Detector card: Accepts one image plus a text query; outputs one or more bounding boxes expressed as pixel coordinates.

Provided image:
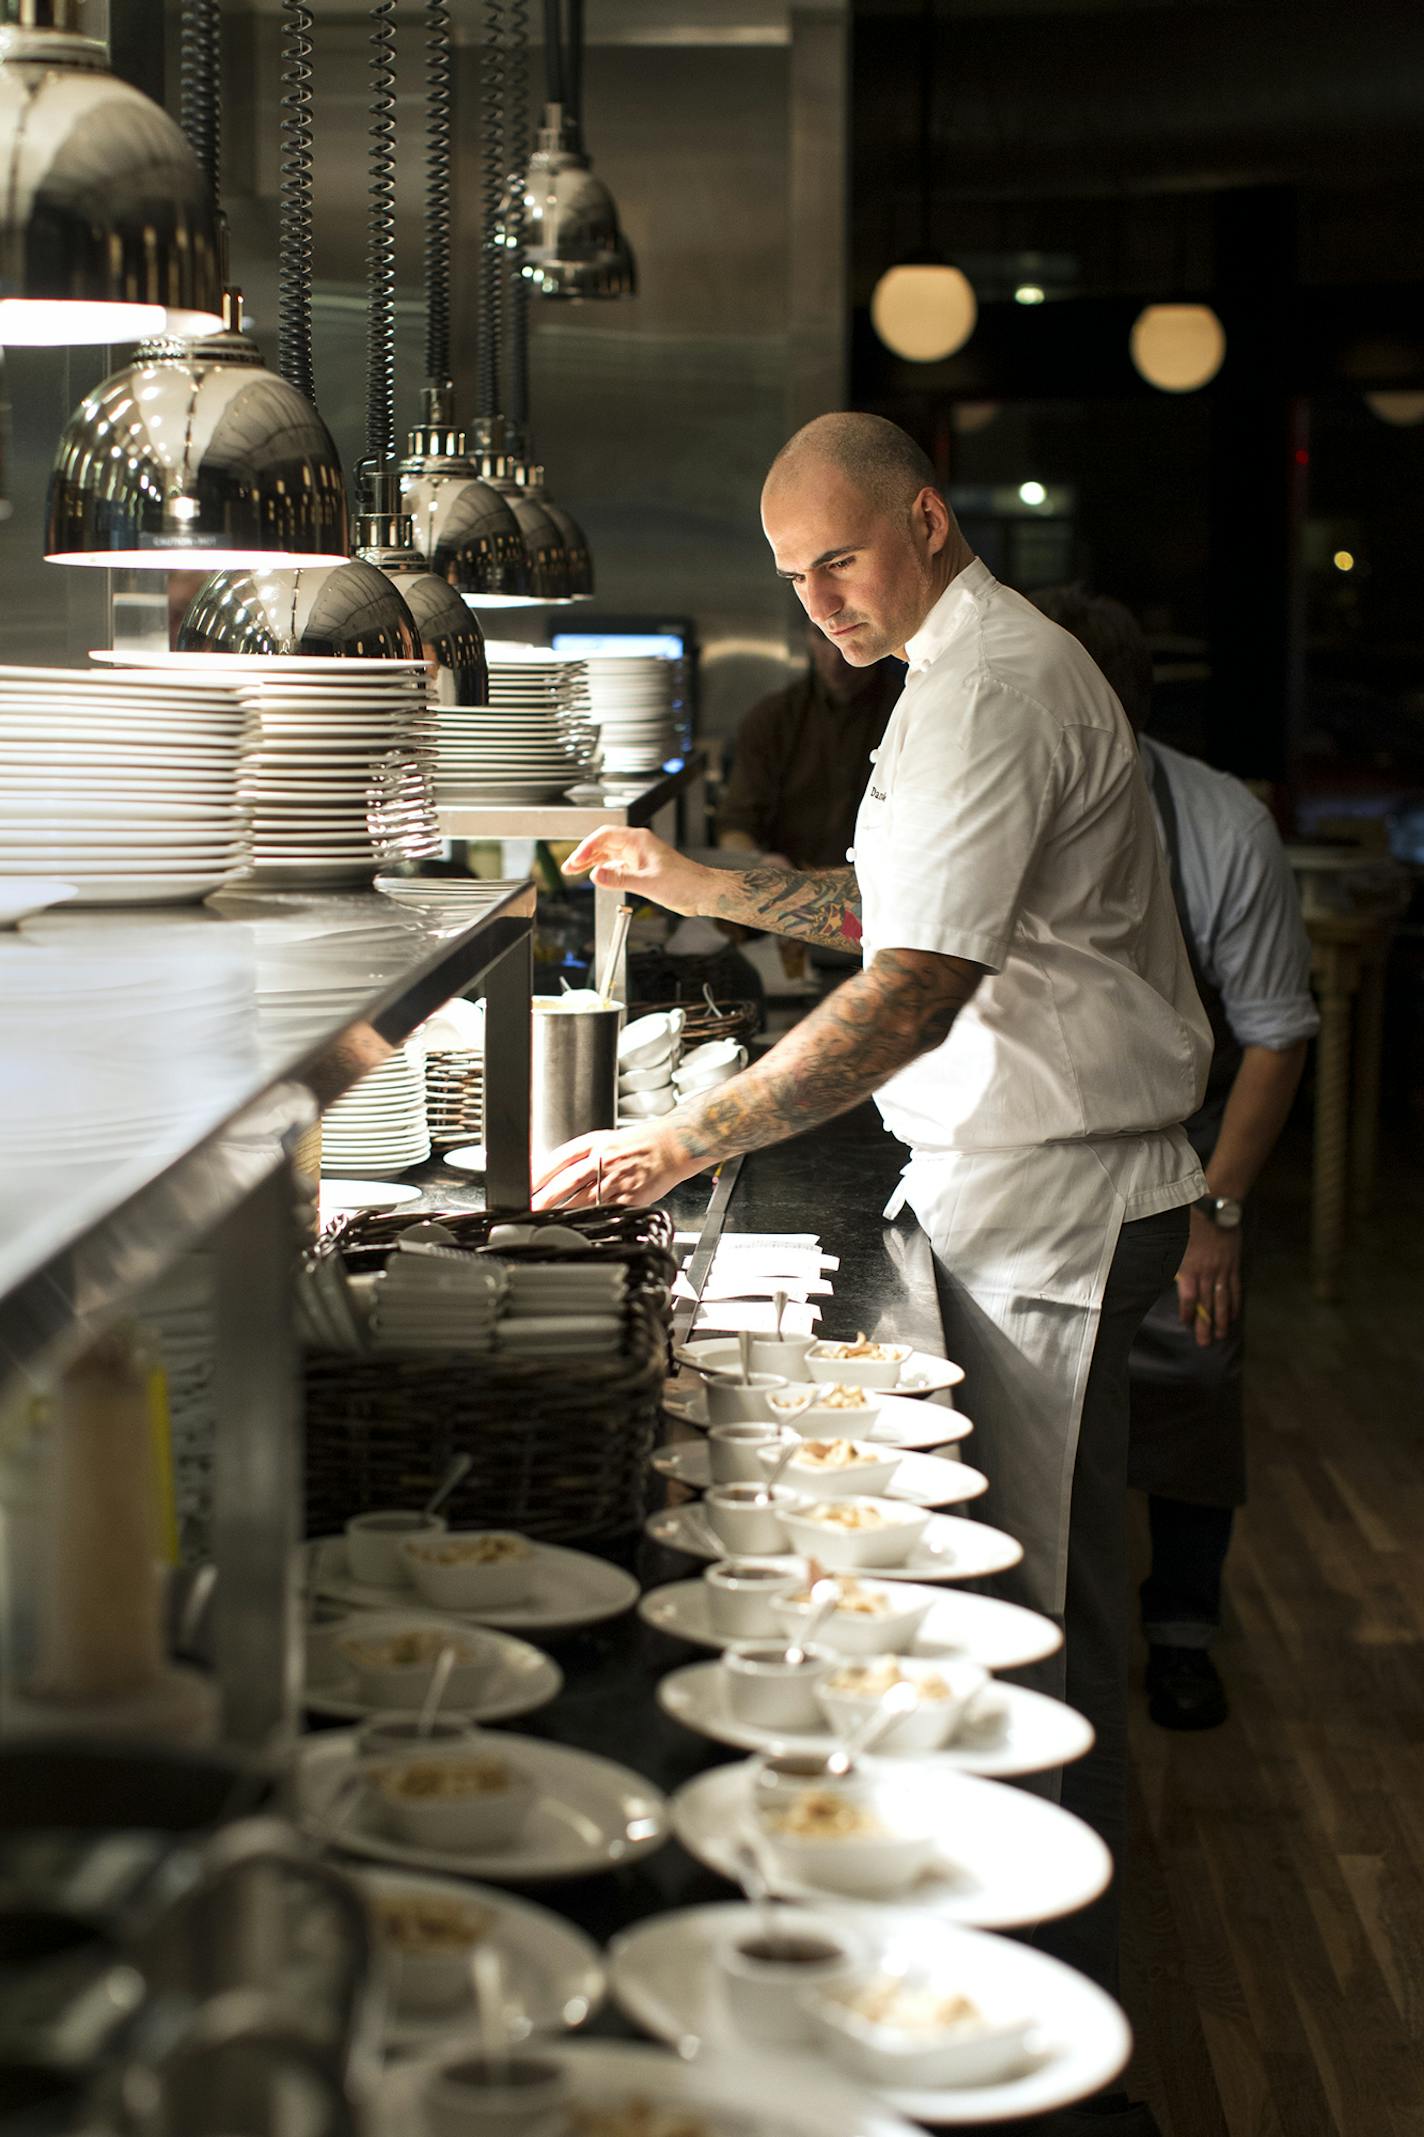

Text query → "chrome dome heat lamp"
[43,0,350,573]
[519,0,634,301]
[0,0,223,346]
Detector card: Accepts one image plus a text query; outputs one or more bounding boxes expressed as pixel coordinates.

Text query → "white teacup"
[708,1422,787,1484]
[702,1371,789,1424]
[717,1916,861,2046]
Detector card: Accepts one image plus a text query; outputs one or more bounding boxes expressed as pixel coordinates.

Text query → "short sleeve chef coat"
[853,560,1211,1217]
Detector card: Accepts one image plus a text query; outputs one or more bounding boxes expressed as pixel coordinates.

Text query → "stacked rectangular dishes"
[583,652,682,776]
[430,643,598,804]
[0,665,252,905]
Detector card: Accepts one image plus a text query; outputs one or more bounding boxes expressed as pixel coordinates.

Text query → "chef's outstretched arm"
[563,826,863,951]
[533,947,984,1211]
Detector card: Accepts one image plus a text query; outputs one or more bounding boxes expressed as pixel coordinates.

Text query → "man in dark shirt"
[716,619,902,869]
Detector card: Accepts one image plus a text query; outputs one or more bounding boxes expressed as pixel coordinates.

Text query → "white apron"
[885,1141,1130,1624]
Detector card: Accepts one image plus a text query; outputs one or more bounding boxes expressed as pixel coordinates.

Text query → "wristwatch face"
[1212,1196,1243,1230]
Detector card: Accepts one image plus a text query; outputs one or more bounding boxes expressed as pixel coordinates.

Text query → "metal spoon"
[473,1942,514,2075]
[824,1679,922,1777]
[599,901,635,1006]
[416,1642,458,1737]
[733,1836,788,1957]
[753,1436,799,1505]
[783,1576,839,1669]
[737,1328,754,1386]
[420,1450,473,1523]
[772,1288,787,1340]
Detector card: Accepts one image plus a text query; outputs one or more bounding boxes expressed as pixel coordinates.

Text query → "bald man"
[537,416,1209,2039]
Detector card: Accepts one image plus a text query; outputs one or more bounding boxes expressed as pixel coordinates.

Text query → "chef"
[535,412,1211,2019]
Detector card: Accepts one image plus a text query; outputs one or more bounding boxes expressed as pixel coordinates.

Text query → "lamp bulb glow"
[1018,480,1047,507]
[870,262,977,363]
[1130,305,1226,393]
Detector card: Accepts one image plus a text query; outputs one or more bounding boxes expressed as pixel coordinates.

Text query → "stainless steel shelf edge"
[434,754,707,842]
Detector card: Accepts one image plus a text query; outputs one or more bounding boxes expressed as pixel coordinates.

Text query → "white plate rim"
[635,1577,1064,1670]
[306,1536,640,1633]
[644,1504,1023,1584]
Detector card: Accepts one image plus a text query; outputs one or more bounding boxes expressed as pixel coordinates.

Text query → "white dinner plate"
[636,1577,1062,1671]
[318,1180,423,1212]
[305,1536,640,1634]
[441,1143,487,1173]
[92,648,433,669]
[650,1441,986,1509]
[671,1758,1111,1930]
[372,2036,917,2137]
[644,1504,1022,1584]
[297,1729,669,1883]
[680,1336,965,1400]
[607,1903,1131,2126]
[0,878,76,926]
[356,1866,604,2050]
[304,1616,563,1724]
[661,1381,972,1451]
[655,1661,1093,1779]
[0,872,238,903]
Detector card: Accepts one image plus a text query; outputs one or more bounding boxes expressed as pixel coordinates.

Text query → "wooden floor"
[1120,1120,1424,2137]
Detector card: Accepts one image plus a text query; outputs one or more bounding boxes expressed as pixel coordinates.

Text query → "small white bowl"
[703,1559,796,1639]
[333,1617,497,1710]
[346,1509,447,1587]
[708,1422,789,1485]
[755,1437,900,1500]
[619,1086,677,1119]
[421,2052,570,2137]
[766,1383,881,1439]
[779,1497,932,1570]
[805,1340,913,1390]
[816,1656,990,1752]
[701,1371,789,1425]
[771,1578,930,1656]
[720,1640,835,1730]
[704,1482,801,1555]
[756,1780,936,1898]
[804,1976,1037,2090]
[371,1887,495,2012]
[716,1916,861,2047]
[618,1008,685,1070]
[747,1332,815,1378]
[373,1748,538,1852]
[618,1062,674,1093]
[400,1531,537,1610]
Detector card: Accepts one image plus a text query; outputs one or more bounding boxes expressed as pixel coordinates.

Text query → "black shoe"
[1145,1643,1228,1730]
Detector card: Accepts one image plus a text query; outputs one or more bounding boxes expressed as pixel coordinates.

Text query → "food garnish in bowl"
[375,1891,495,1952]
[822,1334,902,1363]
[400,1527,537,1608]
[832,1975,985,2034]
[797,1500,890,1531]
[818,1384,870,1410]
[377,1755,516,1801]
[372,1749,537,1849]
[827,1659,952,1701]
[762,1788,887,1841]
[340,1629,480,1672]
[786,1576,893,1615]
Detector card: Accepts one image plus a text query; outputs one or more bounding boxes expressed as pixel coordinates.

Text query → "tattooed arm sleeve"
[704,865,864,949]
[666,947,985,1168]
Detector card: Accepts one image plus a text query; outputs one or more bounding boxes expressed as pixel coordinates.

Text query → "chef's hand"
[1175,1209,1243,1347]
[562,827,711,917]
[532,1123,704,1211]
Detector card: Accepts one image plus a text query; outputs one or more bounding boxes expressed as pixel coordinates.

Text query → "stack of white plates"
[320,1048,430,1175]
[430,643,597,804]
[583,653,681,776]
[498,1260,628,1359]
[0,665,251,905]
[367,1246,504,1354]
[233,662,441,886]
[412,995,487,1150]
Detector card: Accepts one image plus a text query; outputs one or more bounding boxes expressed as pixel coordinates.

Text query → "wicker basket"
[629,996,760,1049]
[304,1206,676,1544]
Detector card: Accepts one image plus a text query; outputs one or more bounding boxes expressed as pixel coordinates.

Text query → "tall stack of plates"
[319,1048,430,1175]
[233,662,441,886]
[429,643,597,804]
[583,653,681,777]
[0,665,251,905]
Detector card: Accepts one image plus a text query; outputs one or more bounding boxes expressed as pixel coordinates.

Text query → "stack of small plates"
[375,875,526,913]
[233,662,440,886]
[320,1048,430,1175]
[0,665,251,905]
[583,653,681,776]
[430,643,597,804]
[498,1259,629,1359]
[412,996,485,1150]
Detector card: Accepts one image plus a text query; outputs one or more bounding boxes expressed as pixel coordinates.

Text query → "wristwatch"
[1195,1193,1243,1230]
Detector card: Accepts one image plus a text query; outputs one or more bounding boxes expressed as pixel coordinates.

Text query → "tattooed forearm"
[668,948,984,1169]
[704,865,863,949]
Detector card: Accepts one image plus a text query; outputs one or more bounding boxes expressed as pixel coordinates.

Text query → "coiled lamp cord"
[476,0,506,424]
[423,1,454,397]
[366,0,399,470]
[278,0,316,402]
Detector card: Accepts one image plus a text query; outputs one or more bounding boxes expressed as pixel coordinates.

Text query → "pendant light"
[870,0,976,365]
[519,0,634,300]
[352,0,487,707]
[43,0,350,571]
[1129,303,1226,394]
[398,1,535,611]
[0,0,223,346]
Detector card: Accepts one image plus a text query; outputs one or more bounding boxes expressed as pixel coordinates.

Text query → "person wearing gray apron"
[1034,589,1319,1735]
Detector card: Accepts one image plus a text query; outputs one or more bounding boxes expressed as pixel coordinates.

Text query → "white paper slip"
[690,1300,818,1335]
[708,1250,839,1280]
[673,1274,824,1304]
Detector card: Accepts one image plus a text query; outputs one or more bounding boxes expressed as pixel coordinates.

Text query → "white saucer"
[319,1181,423,1213]
[650,1441,986,1509]
[662,1383,972,1452]
[681,1337,965,1399]
[636,1576,1061,1670]
[644,1504,1023,1584]
[305,1616,563,1724]
[442,1143,487,1173]
[358,1865,605,2050]
[372,2036,918,2137]
[671,1758,1111,1930]
[607,1903,1131,2126]
[655,1661,1093,1779]
[298,1729,669,1884]
[305,1536,640,1635]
